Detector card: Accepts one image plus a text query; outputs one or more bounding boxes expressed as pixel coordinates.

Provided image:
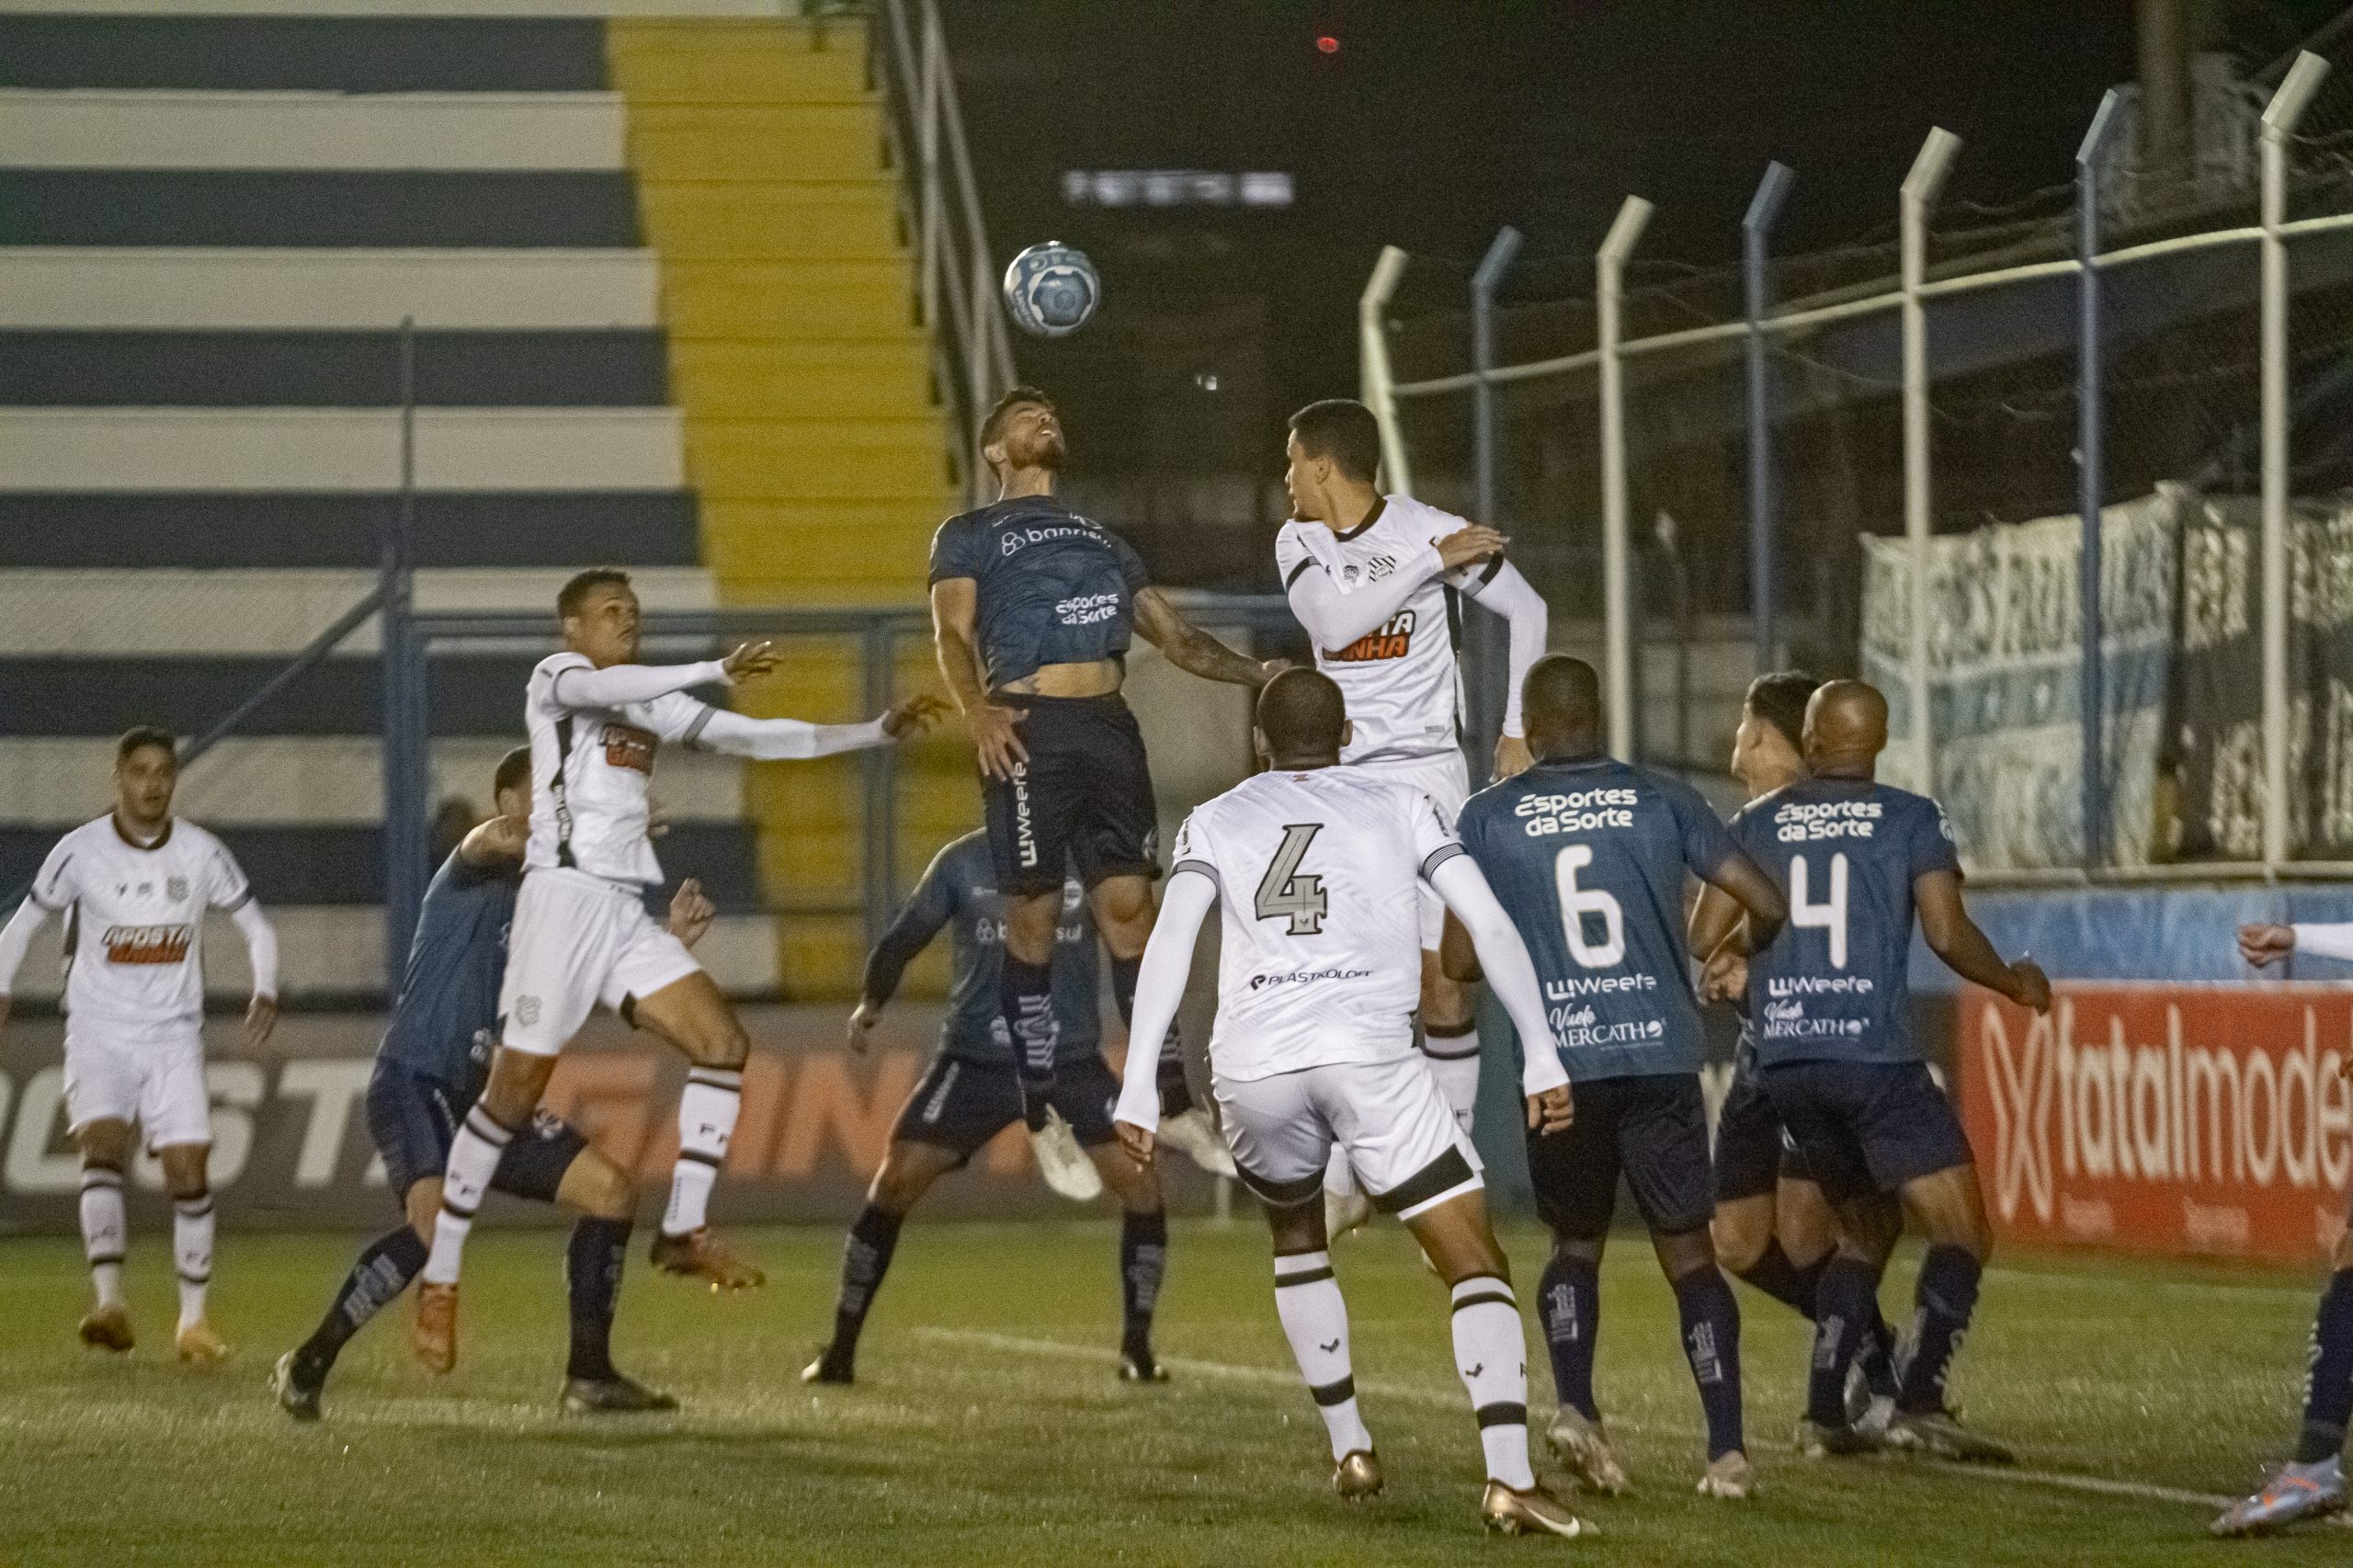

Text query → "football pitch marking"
[917,1326,2349,1525]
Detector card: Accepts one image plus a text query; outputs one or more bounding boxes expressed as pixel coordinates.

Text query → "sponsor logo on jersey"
[601,722,658,775]
[998,522,1106,556]
[1054,591,1122,626]
[1545,972,1658,1000]
[1249,967,1373,989]
[101,924,191,965]
[165,875,188,902]
[1552,1007,1667,1048]
[1516,787,1639,835]
[1766,974,1876,996]
[1773,798,1881,841]
[1330,609,1415,663]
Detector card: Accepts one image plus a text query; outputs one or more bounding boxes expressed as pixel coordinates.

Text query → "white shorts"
[499,867,702,1056]
[1213,1054,1482,1221]
[63,1024,211,1149]
[1350,750,1471,949]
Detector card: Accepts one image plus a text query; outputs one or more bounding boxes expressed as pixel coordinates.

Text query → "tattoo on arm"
[1134,587,1266,687]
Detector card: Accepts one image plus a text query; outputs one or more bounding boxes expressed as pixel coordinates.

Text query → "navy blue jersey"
[1729,777,1961,1066]
[927,495,1152,690]
[1457,756,1743,1081]
[861,831,1100,1066]
[376,848,517,1094]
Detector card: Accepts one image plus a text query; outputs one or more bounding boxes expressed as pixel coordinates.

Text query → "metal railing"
[873,0,1017,506]
[1360,51,2353,881]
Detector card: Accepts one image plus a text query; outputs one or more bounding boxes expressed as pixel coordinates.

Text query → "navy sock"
[1120,1209,1168,1354]
[1536,1251,1601,1421]
[1001,955,1059,1131]
[1897,1244,1983,1415]
[1858,1305,1901,1401]
[2295,1267,2353,1463]
[1674,1266,1745,1459]
[1733,1238,1824,1319]
[564,1217,631,1381]
[830,1204,905,1361]
[297,1225,426,1374]
[1808,1256,1881,1426]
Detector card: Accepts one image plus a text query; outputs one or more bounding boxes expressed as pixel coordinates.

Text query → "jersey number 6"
[1553,844,1626,968]
[1254,824,1329,935]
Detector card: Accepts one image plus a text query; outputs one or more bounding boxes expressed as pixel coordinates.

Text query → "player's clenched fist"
[2239,922,2295,969]
[2006,959,2052,1015]
[1525,1085,1574,1135]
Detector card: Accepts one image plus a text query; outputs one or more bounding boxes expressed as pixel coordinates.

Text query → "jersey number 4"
[1254,824,1329,935]
[1790,851,1850,969]
[1553,845,1626,968]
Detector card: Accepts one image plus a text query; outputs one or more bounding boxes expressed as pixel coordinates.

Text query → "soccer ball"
[1002,242,1099,338]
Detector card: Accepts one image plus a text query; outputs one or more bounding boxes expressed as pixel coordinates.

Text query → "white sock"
[422,1104,513,1286]
[1450,1275,1536,1490]
[664,1067,741,1237]
[173,1193,215,1332]
[80,1167,126,1310]
[1323,1143,1361,1200]
[1273,1250,1374,1460]
[1422,1027,1482,1137]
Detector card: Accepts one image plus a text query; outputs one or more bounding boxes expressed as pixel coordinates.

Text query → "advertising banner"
[1960,983,2353,1264]
[0,1006,1221,1236]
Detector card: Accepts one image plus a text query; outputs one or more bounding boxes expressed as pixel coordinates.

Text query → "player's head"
[1520,653,1603,759]
[1283,398,1382,523]
[980,385,1063,483]
[1253,666,1351,767]
[1733,669,1818,798]
[491,744,533,821]
[113,725,178,824]
[1802,679,1889,778]
[558,567,639,666]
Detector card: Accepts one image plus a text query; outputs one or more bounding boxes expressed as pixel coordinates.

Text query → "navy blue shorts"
[1526,1073,1714,1240]
[892,1051,1119,1163]
[365,1060,587,1206]
[1759,1058,1973,1206]
[983,693,1158,896]
[1712,1052,1815,1203]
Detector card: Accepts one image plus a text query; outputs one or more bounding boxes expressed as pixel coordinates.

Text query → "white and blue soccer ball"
[1002,242,1100,338]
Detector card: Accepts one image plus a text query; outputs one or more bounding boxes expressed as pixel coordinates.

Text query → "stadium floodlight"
[2259,51,2329,868]
[1899,128,1960,796]
[1597,196,1653,763]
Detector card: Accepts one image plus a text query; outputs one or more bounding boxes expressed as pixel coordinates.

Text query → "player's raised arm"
[545,641,773,711]
[1131,586,1283,688]
[847,846,962,1051]
[1281,525,1507,653]
[1109,862,1219,1160]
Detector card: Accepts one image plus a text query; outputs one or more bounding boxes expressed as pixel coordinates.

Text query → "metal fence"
[1363,50,2353,881]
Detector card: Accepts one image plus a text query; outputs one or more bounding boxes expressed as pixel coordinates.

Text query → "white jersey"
[523,652,720,886]
[1275,494,1502,766]
[25,815,254,1038]
[1171,767,1464,1081]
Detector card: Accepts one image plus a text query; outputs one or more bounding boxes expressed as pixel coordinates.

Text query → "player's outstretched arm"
[1915,869,2049,1013]
[547,644,767,710]
[848,851,960,1051]
[1132,587,1283,687]
[1427,855,1570,1118]
[2245,920,2353,967]
[1110,866,1217,1163]
[687,695,946,762]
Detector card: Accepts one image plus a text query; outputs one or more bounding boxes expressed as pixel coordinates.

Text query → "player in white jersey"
[1112,670,1587,1540]
[411,568,943,1373]
[1275,398,1551,1228]
[0,727,278,1363]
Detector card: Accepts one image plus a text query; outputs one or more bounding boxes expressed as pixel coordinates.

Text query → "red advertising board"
[1959,984,2353,1264]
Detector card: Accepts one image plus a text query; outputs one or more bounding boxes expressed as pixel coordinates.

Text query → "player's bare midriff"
[995,657,1123,699]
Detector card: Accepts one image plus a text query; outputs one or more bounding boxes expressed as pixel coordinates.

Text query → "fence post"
[1597,196,1652,762]
[2077,91,2121,870]
[1742,162,1794,677]
[917,1,941,338]
[1358,244,1413,495]
[2260,52,2328,869]
[858,619,898,953]
[1900,129,1960,795]
[381,318,421,994]
[1465,226,1523,762]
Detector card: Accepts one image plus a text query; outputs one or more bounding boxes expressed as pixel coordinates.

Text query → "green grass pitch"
[0,1218,2346,1565]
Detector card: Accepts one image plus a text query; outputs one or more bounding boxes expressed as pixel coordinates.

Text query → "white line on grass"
[918,1327,2351,1526]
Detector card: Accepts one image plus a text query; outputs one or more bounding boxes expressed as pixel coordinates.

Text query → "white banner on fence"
[1859,485,2185,870]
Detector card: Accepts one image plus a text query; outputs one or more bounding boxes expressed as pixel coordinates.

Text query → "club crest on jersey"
[601,722,658,774]
[102,924,191,965]
[1330,609,1415,663]
[165,875,188,902]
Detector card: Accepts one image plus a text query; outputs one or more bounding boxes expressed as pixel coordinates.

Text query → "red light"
[1314,34,1339,54]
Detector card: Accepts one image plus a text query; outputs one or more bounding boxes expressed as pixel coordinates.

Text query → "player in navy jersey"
[1692,680,2049,1463]
[1709,673,1902,1430]
[802,829,1183,1386]
[1449,655,1787,1500]
[269,748,714,1419]
[929,387,1282,1193]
